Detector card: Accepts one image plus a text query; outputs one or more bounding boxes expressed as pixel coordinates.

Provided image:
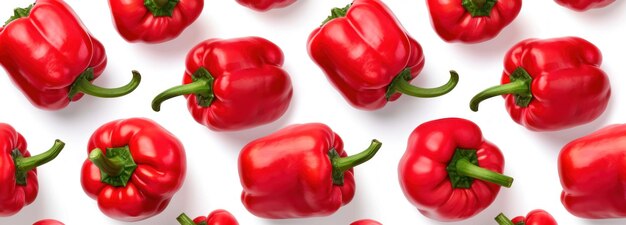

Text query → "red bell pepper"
[0,124,64,216]
[177,210,239,225]
[351,219,382,225]
[559,124,626,218]
[398,118,513,221]
[239,123,382,218]
[0,0,141,110]
[470,37,610,131]
[236,0,297,12]
[108,0,204,43]
[80,118,186,221]
[495,210,557,225]
[555,0,615,11]
[33,220,65,225]
[427,0,522,43]
[152,37,293,131]
[308,0,459,111]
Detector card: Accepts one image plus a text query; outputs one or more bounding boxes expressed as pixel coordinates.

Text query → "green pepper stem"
[496,213,516,225]
[153,0,169,7]
[15,140,65,173]
[70,70,141,99]
[151,79,212,112]
[177,213,196,225]
[472,0,487,7]
[4,4,33,26]
[394,70,459,98]
[456,158,513,188]
[333,140,382,174]
[321,4,351,26]
[470,79,529,112]
[89,148,124,177]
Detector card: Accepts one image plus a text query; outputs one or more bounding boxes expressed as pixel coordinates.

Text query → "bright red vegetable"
[239,123,382,218]
[80,118,186,221]
[236,0,297,11]
[470,37,610,131]
[0,0,141,110]
[351,219,382,225]
[555,0,615,11]
[495,210,557,225]
[33,219,65,225]
[0,124,64,217]
[152,37,293,131]
[108,0,204,43]
[398,118,513,221]
[427,0,522,43]
[559,124,626,218]
[308,0,459,111]
[177,210,239,225]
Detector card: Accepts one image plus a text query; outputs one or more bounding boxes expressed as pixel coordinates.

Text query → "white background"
[1,0,625,224]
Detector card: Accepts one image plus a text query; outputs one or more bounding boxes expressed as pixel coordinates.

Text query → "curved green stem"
[470,67,533,112]
[4,4,33,26]
[13,140,65,186]
[177,213,196,225]
[388,69,459,99]
[330,140,382,185]
[456,158,513,188]
[89,148,124,177]
[152,67,215,112]
[496,213,515,225]
[69,69,141,99]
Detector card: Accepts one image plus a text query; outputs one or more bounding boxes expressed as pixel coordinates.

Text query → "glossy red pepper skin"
[427,0,522,43]
[496,210,557,225]
[108,0,204,43]
[0,0,141,110]
[559,124,626,218]
[470,37,610,131]
[236,0,297,11]
[0,124,64,217]
[177,210,239,225]
[399,118,513,221]
[152,37,292,131]
[80,118,186,221]
[239,123,381,218]
[555,0,615,11]
[351,219,382,225]
[308,0,458,111]
[33,219,65,225]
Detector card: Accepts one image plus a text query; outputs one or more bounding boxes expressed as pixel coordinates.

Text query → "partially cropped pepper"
[239,123,382,218]
[177,210,239,225]
[559,124,626,218]
[80,118,186,221]
[0,124,64,216]
[351,219,382,225]
[308,0,459,110]
[399,118,513,221]
[426,0,522,43]
[236,0,297,11]
[0,0,141,110]
[108,0,204,43]
[555,0,615,11]
[495,210,557,225]
[470,37,610,131]
[33,220,65,225]
[152,37,293,131]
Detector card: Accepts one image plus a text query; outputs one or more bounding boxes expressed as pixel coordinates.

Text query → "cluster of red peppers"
[0,0,623,224]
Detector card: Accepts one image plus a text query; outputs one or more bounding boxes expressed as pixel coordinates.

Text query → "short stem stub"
[495,213,516,225]
[329,139,382,186]
[13,140,65,186]
[470,67,533,112]
[4,4,33,26]
[145,0,180,17]
[89,146,137,187]
[462,0,497,17]
[321,4,351,26]
[151,67,215,112]
[386,69,459,100]
[447,149,513,189]
[68,68,141,99]
[177,213,197,225]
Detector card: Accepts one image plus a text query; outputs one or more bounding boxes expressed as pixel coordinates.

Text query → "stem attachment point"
[470,67,532,112]
[13,139,65,186]
[330,139,382,186]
